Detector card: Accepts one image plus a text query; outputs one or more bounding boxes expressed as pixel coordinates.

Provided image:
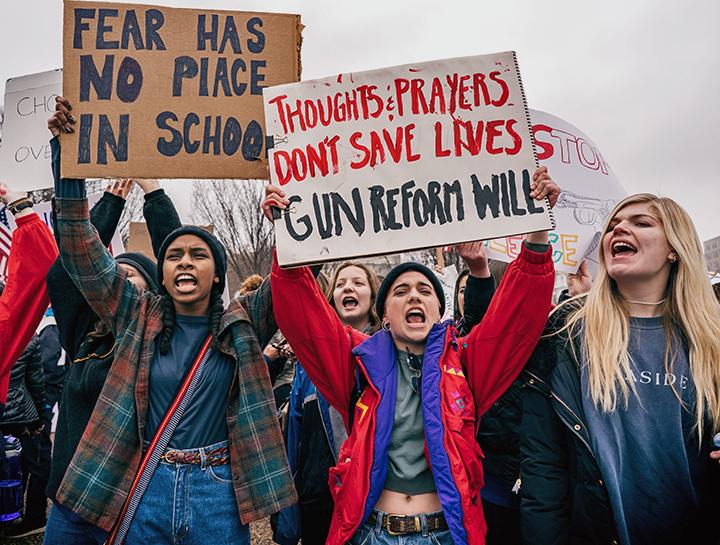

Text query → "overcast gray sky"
[2,0,718,241]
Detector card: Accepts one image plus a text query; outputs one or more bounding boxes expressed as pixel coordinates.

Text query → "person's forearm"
[144,188,182,257]
[50,136,85,199]
[526,230,549,245]
[90,193,125,246]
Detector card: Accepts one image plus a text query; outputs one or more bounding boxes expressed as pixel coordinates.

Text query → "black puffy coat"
[477,290,575,495]
[0,335,46,426]
[520,323,619,545]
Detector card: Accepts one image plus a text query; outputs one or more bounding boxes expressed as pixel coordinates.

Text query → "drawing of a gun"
[555,191,618,265]
[555,191,615,231]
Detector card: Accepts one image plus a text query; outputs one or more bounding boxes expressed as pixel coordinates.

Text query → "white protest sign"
[437,264,459,321]
[0,69,62,192]
[0,192,125,281]
[264,52,555,267]
[484,109,627,273]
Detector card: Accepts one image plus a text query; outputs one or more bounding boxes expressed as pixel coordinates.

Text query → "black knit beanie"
[376,262,445,318]
[115,252,159,293]
[156,226,227,294]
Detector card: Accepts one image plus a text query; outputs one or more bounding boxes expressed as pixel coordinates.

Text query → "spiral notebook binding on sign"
[511,50,556,231]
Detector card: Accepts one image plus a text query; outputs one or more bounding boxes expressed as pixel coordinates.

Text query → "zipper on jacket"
[549,392,594,454]
[525,370,595,455]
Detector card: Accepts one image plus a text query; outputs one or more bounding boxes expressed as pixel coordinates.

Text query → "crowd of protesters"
[0,93,717,545]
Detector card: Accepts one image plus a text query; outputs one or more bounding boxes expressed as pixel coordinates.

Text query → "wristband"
[7,197,33,215]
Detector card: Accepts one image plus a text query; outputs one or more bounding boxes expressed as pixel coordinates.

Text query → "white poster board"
[437,264,459,321]
[0,69,62,192]
[0,192,125,281]
[264,52,554,267]
[485,109,627,273]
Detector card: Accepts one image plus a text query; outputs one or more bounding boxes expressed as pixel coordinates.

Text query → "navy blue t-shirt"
[146,314,235,449]
[582,317,711,545]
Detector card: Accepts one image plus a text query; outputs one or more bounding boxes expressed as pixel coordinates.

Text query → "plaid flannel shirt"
[54,198,296,530]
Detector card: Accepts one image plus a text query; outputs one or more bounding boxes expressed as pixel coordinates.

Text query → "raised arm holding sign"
[61,1,301,180]
[264,51,555,267]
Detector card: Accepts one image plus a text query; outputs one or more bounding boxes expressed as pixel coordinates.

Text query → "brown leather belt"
[367,511,448,535]
[159,444,230,466]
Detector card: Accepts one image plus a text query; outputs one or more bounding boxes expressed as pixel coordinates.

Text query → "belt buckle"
[385,513,420,535]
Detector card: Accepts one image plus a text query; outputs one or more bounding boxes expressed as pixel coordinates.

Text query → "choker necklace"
[626,298,666,306]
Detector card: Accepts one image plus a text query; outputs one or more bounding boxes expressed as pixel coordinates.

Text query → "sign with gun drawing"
[484,109,626,273]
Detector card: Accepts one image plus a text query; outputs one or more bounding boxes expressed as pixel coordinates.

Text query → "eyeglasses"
[407,353,423,396]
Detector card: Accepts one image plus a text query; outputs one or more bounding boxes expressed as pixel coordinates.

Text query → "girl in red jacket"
[266,170,559,545]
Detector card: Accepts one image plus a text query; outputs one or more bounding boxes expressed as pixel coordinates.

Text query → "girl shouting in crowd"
[268,168,559,545]
[44,120,182,542]
[48,97,295,545]
[521,194,720,545]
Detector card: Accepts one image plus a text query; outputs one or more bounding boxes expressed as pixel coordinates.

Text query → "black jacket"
[520,314,618,545]
[520,308,720,545]
[38,322,64,414]
[47,190,126,362]
[0,335,46,426]
[477,288,576,496]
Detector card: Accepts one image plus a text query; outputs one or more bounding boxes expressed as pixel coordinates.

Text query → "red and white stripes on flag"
[0,206,13,281]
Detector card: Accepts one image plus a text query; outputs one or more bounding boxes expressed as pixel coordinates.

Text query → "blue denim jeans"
[350,510,454,545]
[126,440,249,545]
[43,502,109,545]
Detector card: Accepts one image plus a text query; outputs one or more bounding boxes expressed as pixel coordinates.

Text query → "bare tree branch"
[116,184,145,246]
[192,179,274,281]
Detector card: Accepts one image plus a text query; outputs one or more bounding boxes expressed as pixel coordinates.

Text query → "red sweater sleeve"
[0,213,58,404]
[271,253,358,426]
[461,243,554,417]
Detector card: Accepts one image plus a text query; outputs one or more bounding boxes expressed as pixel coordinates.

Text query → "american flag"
[0,205,12,280]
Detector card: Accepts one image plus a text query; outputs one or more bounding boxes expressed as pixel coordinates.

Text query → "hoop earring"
[382,320,391,332]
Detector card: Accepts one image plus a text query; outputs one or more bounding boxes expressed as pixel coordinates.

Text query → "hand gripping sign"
[263,51,555,267]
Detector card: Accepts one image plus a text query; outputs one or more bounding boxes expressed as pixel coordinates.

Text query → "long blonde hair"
[561,193,720,439]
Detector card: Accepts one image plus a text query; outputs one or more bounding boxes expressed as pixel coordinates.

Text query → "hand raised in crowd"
[529,166,560,208]
[48,96,75,136]
[133,178,161,194]
[105,179,134,199]
[456,241,490,278]
[0,182,28,206]
[567,260,593,296]
[711,449,720,465]
[261,184,291,222]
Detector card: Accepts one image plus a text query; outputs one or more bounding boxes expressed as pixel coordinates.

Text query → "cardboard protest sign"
[264,52,554,267]
[0,69,62,192]
[0,192,124,281]
[484,109,627,273]
[61,1,301,180]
